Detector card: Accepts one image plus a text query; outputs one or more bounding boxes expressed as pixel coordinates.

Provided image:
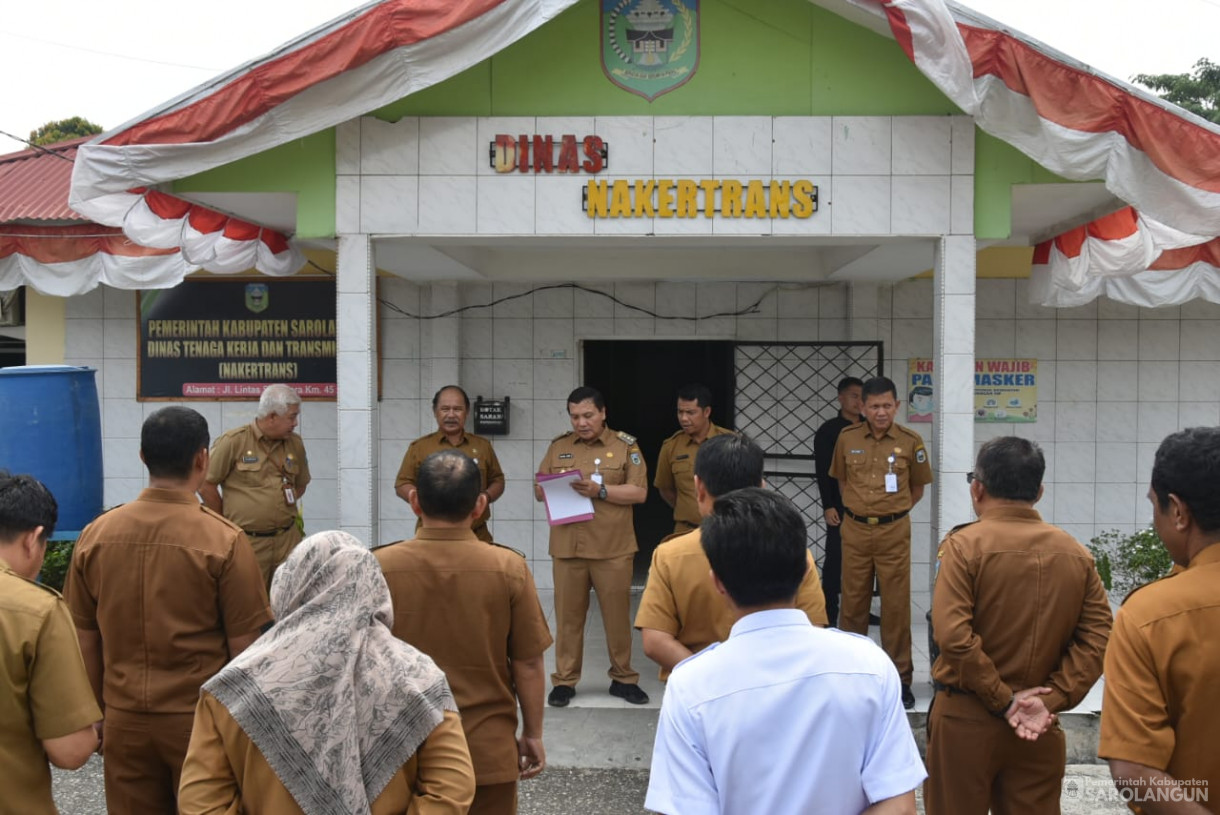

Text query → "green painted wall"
[172,0,1067,240]
[173,131,335,240]
[379,0,957,118]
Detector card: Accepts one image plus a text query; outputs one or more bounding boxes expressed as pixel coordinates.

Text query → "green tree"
[1133,58,1220,124]
[28,116,103,146]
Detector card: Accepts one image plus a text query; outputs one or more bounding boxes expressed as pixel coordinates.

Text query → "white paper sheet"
[536,470,595,526]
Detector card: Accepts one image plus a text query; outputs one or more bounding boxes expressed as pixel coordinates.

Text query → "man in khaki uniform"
[925,437,1112,814]
[377,450,551,815]
[654,384,733,537]
[830,376,932,708]
[1101,427,1220,810]
[65,407,273,814]
[636,434,828,679]
[0,473,101,815]
[536,386,649,707]
[395,385,505,543]
[201,383,310,591]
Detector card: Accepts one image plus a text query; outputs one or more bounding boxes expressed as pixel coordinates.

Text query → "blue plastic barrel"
[0,365,103,536]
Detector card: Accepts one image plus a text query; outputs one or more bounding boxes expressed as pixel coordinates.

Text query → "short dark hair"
[432,385,470,410]
[416,450,481,522]
[0,472,57,543]
[676,383,713,408]
[701,488,807,608]
[1152,428,1220,533]
[837,377,864,393]
[567,386,604,410]
[141,407,210,480]
[861,376,898,401]
[975,437,1044,502]
[693,434,762,498]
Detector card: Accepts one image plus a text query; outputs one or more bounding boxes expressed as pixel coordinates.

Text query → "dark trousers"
[821,522,842,627]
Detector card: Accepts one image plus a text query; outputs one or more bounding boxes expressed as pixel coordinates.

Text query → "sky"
[1,0,1217,152]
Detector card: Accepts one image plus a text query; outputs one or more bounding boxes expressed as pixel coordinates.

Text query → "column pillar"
[930,235,976,591]
[337,233,378,545]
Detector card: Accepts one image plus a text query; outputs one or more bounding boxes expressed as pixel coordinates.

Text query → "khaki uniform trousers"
[249,525,303,593]
[839,514,913,684]
[551,554,638,686]
[925,691,1066,815]
[470,781,517,815]
[102,707,195,814]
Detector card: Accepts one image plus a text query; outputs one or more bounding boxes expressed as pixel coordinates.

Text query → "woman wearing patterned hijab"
[178,530,475,814]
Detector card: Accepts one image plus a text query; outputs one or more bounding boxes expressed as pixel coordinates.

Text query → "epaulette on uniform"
[28,576,65,599]
[200,504,243,532]
[488,541,527,559]
[663,429,686,443]
[617,431,638,446]
[552,430,573,442]
[947,520,978,536]
[1120,569,1180,606]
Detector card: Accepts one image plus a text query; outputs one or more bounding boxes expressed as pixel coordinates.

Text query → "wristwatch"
[597,484,608,501]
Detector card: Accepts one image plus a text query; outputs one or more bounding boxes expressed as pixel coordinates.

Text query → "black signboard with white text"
[137,277,337,400]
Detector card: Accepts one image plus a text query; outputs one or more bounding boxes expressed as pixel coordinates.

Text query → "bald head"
[416,450,482,522]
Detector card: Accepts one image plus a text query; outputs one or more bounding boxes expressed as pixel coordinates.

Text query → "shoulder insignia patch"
[489,541,527,558]
[916,449,927,464]
[617,431,637,446]
[631,452,642,466]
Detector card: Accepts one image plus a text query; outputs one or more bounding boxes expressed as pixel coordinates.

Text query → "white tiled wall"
[336,115,969,238]
[65,276,1219,592]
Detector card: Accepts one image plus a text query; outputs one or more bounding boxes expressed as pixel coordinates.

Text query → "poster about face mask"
[907,359,1038,423]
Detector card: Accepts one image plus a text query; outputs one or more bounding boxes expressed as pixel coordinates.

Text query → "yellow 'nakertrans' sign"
[584,179,818,219]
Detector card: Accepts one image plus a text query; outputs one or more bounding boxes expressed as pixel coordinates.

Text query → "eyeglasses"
[966,471,978,484]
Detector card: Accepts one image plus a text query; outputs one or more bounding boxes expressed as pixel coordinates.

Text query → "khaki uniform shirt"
[1100,544,1220,798]
[374,528,552,785]
[538,427,648,560]
[653,424,734,529]
[395,431,505,533]
[65,489,273,714]
[179,695,474,815]
[635,529,829,679]
[830,421,933,517]
[207,422,311,534]
[931,506,1112,714]
[0,562,102,815]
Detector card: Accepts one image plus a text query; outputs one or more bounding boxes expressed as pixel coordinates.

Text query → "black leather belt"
[244,523,294,538]
[843,508,910,526]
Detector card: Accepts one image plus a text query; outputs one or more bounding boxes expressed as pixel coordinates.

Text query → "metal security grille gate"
[733,342,884,568]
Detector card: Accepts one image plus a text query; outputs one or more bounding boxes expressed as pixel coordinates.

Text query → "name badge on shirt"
[284,487,296,506]
[885,473,898,493]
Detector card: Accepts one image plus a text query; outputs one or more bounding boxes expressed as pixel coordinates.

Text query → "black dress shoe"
[901,684,916,710]
[548,685,575,707]
[609,680,650,705]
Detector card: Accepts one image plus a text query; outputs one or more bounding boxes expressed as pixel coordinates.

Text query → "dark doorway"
[583,340,735,582]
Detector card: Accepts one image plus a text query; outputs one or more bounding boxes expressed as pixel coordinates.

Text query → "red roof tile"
[0,137,89,223]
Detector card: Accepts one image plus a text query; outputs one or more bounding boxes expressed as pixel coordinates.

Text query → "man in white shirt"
[645,487,925,815]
